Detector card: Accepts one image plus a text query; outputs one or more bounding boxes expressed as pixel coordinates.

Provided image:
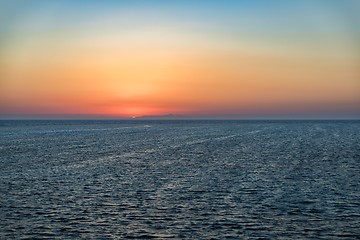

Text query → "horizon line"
[1,117,359,121]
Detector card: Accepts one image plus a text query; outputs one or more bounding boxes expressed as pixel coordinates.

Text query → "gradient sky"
[1,0,359,119]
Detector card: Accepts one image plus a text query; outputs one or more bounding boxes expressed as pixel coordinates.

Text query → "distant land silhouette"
[133,114,181,120]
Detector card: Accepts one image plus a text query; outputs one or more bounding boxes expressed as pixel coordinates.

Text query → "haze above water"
[1,120,359,239]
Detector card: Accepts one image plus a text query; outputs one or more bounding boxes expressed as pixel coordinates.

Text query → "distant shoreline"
[0,118,359,121]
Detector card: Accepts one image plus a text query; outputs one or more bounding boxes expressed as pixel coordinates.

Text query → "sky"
[1,0,359,119]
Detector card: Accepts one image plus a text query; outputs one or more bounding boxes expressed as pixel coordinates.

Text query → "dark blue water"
[1,120,359,239]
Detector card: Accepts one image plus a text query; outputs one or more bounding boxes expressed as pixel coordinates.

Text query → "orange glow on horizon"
[1,1,359,118]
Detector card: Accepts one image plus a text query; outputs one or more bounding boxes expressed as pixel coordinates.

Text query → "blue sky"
[1,0,359,119]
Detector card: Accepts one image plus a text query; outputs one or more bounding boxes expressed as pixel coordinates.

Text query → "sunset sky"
[1,0,359,119]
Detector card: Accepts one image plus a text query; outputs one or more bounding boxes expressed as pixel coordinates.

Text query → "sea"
[0,120,359,239]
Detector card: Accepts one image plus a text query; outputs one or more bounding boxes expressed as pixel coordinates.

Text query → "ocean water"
[0,120,359,239]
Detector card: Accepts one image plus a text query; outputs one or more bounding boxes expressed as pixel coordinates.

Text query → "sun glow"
[1,1,359,118]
